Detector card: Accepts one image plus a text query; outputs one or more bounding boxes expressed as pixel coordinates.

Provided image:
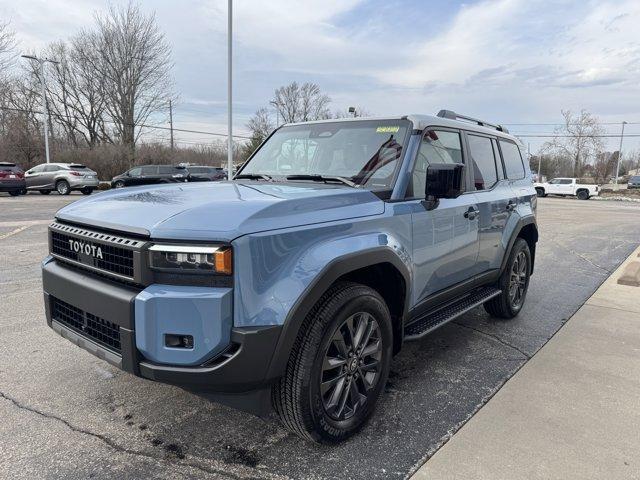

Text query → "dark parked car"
[186,166,227,182]
[111,165,188,188]
[0,162,26,196]
[628,175,640,189]
[25,163,99,195]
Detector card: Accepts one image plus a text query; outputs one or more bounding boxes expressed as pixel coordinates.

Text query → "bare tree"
[0,19,16,71]
[30,39,110,148]
[541,110,605,176]
[271,81,331,124]
[84,2,173,152]
[242,107,275,160]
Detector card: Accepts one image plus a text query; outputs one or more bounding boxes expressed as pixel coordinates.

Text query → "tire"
[113,180,125,189]
[81,187,94,195]
[20,189,27,195]
[484,238,531,319]
[39,190,51,195]
[272,282,393,443]
[535,187,546,197]
[56,180,70,195]
[576,190,589,200]
[8,190,20,196]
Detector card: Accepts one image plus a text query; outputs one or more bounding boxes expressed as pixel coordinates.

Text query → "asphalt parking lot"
[2,193,640,479]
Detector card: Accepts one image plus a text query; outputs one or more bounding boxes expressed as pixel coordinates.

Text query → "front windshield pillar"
[390,132,422,201]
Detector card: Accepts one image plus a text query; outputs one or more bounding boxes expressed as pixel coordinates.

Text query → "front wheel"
[272,282,393,443]
[39,190,51,195]
[535,187,546,197]
[484,238,531,319]
[56,180,70,195]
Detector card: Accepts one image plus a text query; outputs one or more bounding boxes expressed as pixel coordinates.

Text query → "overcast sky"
[1,0,639,153]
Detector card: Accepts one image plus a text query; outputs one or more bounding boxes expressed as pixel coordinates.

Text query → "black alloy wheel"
[321,312,383,421]
[484,237,531,319]
[508,251,528,309]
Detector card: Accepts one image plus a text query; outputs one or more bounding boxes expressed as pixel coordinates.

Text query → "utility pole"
[614,121,627,190]
[169,99,174,150]
[21,54,59,163]
[227,0,233,178]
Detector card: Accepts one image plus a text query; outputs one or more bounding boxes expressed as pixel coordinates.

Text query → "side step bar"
[404,287,501,341]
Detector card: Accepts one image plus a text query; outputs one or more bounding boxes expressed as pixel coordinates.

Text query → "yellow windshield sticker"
[376,126,399,133]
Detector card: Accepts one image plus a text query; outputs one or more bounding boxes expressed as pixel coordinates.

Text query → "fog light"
[165,334,194,349]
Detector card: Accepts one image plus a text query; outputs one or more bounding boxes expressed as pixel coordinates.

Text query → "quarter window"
[468,135,498,190]
[499,140,525,180]
[409,129,463,198]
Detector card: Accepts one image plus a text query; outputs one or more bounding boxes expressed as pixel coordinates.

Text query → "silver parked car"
[25,163,99,195]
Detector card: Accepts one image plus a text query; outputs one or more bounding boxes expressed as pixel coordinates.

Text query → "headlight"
[148,245,232,274]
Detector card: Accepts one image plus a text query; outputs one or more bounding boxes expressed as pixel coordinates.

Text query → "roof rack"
[436,109,509,134]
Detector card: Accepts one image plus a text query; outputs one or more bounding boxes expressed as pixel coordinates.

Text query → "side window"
[409,129,463,198]
[44,165,60,172]
[499,140,525,180]
[559,179,573,185]
[129,167,142,176]
[468,135,498,191]
[141,166,157,175]
[158,166,174,174]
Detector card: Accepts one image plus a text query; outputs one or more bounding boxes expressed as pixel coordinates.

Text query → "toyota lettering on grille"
[68,239,104,260]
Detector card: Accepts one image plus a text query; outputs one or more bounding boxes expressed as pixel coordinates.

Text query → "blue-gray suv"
[42,111,538,443]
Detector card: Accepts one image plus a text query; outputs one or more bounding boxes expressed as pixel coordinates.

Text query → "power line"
[0,105,252,139]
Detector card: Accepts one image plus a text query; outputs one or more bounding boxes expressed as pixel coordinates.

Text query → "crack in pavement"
[0,391,244,479]
[452,322,532,359]
[545,236,612,275]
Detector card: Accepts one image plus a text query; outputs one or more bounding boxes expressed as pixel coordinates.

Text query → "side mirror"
[424,163,464,207]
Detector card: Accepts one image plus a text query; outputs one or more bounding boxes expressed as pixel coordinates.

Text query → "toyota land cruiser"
[42,110,538,443]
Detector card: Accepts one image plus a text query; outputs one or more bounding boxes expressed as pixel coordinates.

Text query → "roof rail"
[436,109,509,134]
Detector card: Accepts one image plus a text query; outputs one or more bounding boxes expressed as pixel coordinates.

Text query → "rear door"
[409,128,480,304]
[140,166,159,185]
[466,133,513,274]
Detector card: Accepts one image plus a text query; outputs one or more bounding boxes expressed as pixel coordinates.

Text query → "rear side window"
[141,166,158,175]
[409,129,463,198]
[44,165,61,172]
[158,166,175,174]
[468,135,498,190]
[499,140,525,180]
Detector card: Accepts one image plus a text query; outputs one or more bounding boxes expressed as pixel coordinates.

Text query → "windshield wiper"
[285,174,359,188]
[235,173,273,181]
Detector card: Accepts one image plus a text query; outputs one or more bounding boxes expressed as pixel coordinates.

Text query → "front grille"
[49,223,145,281]
[51,297,121,353]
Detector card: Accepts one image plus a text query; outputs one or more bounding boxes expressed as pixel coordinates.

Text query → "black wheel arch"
[265,247,411,382]
[500,216,538,276]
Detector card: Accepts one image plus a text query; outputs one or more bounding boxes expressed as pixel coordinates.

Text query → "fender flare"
[264,247,411,381]
[500,215,538,275]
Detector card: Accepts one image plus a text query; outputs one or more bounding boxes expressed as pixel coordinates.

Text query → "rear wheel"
[272,282,392,443]
[8,190,20,196]
[81,187,94,195]
[39,190,51,195]
[113,180,125,189]
[576,189,589,200]
[484,238,531,319]
[56,180,70,195]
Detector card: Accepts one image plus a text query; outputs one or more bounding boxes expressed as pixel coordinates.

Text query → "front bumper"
[42,258,281,393]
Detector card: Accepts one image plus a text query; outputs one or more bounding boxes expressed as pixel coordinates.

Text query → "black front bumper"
[42,259,282,397]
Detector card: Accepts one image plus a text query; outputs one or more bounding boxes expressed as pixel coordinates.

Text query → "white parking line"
[0,225,30,240]
[0,219,52,228]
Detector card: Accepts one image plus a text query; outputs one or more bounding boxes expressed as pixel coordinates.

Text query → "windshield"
[240,119,411,190]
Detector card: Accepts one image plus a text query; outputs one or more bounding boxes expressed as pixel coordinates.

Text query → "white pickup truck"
[534,178,599,200]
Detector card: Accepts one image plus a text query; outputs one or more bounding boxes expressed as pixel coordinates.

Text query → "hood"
[55,181,385,241]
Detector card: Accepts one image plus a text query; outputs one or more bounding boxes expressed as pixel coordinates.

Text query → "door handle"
[464,207,479,220]
[506,200,517,212]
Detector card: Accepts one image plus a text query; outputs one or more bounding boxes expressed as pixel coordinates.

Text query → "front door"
[409,128,480,305]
